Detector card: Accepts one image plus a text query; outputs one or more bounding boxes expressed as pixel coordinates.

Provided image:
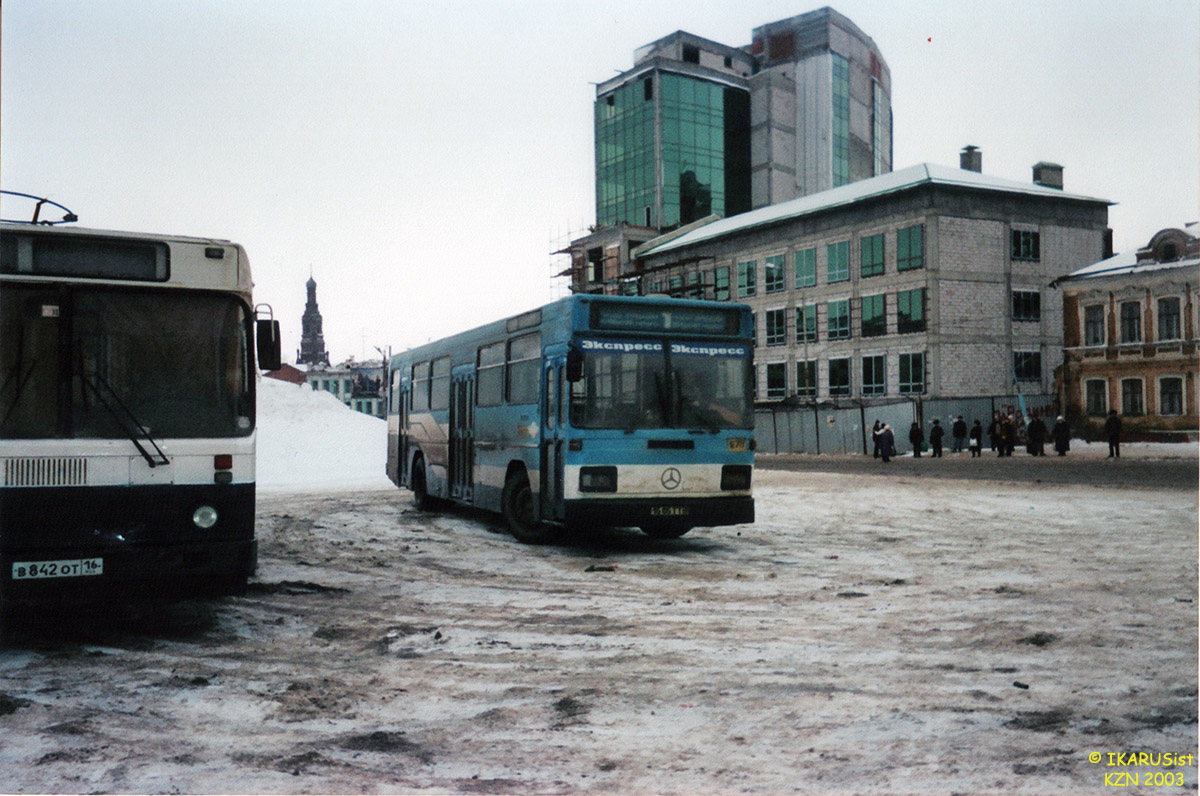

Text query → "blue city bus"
[386,294,754,543]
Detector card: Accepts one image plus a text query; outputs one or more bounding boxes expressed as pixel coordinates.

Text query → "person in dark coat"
[968,419,984,457]
[988,412,1001,452]
[909,421,924,458]
[879,424,895,463]
[872,420,882,458]
[997,415,1016,457]
[1026,415,1047,456]
[1052,415,1070,456]
[929,419,945,457]
[951,416,967,453]
[1105,409,1122,458]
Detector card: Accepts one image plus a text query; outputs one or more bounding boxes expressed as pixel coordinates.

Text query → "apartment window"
[795,247,816,287]
[1011,230,1041,260]
[1084,305,1106,346]
[796,360,817,398]
[899,352,925,394]
[796,304,817,344]
[764,254,785,293]
[683,44,700,64]
[766,362,787,399]
[1085,379,1107,416]
[1160,377,1184,416]
[897,225,924,271]
[1013,350,1041,382]
[1158,297,1181,341]
[828,358,851,397]
[686,271,704,299]
[897,288,926,334]
[1012,290,1041,322]
[862,294,886,337]
[827,299,851,340]
[861,233,885,277]
[738,260,756,297]
[827,241,850,283]
[862,354,886,396]
[714,266,730,301]
[669,275,683,294]
[1119,301,1142,343]
[621,280,639,296]
[765,308,787,346]
[1121,378,1144,416]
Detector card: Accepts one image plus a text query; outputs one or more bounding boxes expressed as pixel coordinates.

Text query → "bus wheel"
[502,472,552,544]
[642,523,691,539]
[412,457,436,511]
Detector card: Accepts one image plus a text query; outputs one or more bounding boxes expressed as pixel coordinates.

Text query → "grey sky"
[3,0,1197,362]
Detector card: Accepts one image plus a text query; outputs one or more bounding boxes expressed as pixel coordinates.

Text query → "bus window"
[477,341,504,406]
[411,361,430,411]
[506,333,540,404]
[430,357,450,410]
[391,370,402,414]
[545,367,556,429]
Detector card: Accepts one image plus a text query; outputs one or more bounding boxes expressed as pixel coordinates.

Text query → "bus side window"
[430,356,450,411]
[411,361,430,411]
[507,333,540,404]
[477,341,504,406]
[545,367,556,429]
[391,370,402,414]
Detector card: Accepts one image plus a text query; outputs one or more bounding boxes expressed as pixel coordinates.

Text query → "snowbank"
[255,376,392,491]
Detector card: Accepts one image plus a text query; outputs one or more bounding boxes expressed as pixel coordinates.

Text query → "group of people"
[871,412,1080,461]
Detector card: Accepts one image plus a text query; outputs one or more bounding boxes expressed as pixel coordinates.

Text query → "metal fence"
[754,393,1058,455]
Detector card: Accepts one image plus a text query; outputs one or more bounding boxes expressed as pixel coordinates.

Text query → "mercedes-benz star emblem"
[661,468,682,490]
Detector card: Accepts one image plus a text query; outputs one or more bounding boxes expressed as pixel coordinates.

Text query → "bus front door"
[540,361,565,521]
[449,372,475,501]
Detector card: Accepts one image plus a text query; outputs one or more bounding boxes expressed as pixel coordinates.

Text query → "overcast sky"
[3,0,1197,362]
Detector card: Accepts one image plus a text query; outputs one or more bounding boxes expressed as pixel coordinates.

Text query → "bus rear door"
[540,359,565,521]
[449,370,475,502]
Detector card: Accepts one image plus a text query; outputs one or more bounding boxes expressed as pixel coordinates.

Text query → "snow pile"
[255,376,392,491]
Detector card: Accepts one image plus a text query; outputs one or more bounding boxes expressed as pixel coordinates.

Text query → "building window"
[764,254,785,293]
[796,360,817,398]
[861,233,885,277]
[765,362,787,399]
[1085,379,1107,416]
[897,288,926,334]
[828,358,851,397]
[686,271,704,299]
[683,44,700,64]
[1012,290,1041,322]
[714,266,730,301]
[861,294,886,337]
[765,308,787,346]
[795,247,816,287]
[738,260,756,297]
[862,355,886,396]
[1013,350,1041,382]
[1084,305,1105,346]
[897,225,924,271]
[831,54,850,187]
[1121,378,1144,416]
[827,299,851,340]
[1119,301,1142,343]
[796,304,818,344]
[1158,297,1181,341]
[899,352,924,394]
[1160,377,1184,416]
[1011,229,1040,260]
[669,274,683,294]
[621,280,639,296]
[826,241,850,283]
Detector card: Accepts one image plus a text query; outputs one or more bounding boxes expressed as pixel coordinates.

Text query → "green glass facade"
[595,77,657,229]
[831,54,850,188]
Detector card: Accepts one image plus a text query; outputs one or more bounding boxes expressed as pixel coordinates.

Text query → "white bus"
[1,221,281,616]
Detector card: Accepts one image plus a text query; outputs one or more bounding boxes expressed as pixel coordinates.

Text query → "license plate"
[650,506,690,517]
[727,438,748,452]
[12,558,104,580]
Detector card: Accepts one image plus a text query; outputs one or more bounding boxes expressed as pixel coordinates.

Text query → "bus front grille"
[4,457,88,487]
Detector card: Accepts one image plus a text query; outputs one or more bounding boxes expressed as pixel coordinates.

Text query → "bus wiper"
[80,369,170,467]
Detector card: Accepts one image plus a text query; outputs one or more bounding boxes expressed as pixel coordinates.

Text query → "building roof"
[635,163,1112,259]
[1054,221,1199,285]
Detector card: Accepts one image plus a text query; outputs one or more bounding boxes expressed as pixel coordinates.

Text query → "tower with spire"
[297,274,330,366]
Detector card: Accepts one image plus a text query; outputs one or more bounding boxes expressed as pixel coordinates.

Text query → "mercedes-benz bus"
[1,221,281,613]
[387,294,754,543]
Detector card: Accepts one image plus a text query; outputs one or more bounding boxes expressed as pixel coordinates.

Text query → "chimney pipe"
[1033,161,1063,190]
[960,145,982,172]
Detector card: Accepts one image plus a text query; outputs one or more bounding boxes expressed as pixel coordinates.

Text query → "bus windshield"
[569,337,752,431]
[1,285,252,440]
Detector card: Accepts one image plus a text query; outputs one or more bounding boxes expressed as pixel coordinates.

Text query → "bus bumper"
[562,495,754,531]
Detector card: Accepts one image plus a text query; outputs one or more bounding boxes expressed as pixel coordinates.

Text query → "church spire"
[297,272,330,366]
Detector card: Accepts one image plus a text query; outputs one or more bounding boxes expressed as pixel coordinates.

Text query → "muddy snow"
[0,379,1195,794]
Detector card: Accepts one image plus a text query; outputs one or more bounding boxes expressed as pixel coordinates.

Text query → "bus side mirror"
[256,319,282,371]
[566,348,583,383]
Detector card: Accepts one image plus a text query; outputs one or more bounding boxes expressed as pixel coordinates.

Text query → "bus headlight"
[579,466,618,493]
[720,465,751,491]
[193,505,219,529]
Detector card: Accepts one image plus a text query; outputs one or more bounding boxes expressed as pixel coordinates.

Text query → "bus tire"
[642,523,691,539]
[411,456,437,511]
[502,471,552,544]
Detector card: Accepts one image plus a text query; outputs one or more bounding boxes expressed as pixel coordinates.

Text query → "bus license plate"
[650,506,689,517]
[12,558,104,580]
[727,438,748,452]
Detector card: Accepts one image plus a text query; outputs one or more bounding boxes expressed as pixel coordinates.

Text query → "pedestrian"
[1105,409,1122,458]
[909,421,924,458]
[988,412,1001,452]
[951,415,967,453]
[1026,414,1047,456]
[1052,415,1070,456]
[880,423,895,463]
[872,420,882,458]
[929,419,945,457]
[968,419,983,457]
[997,415,1015,457]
